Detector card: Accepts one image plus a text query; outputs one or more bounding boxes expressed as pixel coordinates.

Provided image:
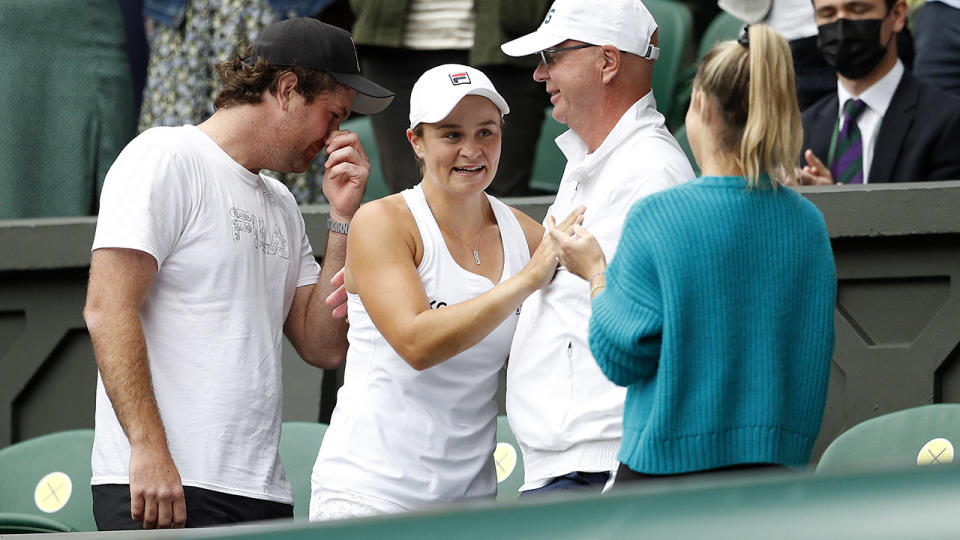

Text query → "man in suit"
[799,0,960,185]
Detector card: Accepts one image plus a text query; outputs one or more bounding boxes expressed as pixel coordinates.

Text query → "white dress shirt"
[836,59,904,182]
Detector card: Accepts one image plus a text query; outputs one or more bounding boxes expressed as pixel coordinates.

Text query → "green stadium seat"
[529,108,568,194]
[671,124,701,177]
[495,415,525,502]
[673,11,745,129]
[697,11,744,59]
[278,421,328,520]
[645,0,694,124]
[816,404,960,474]
[0,513,75,533]
[341,116,391,203]
[0,430,96,531]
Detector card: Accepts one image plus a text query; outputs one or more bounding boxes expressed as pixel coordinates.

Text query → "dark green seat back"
[495,415,525,502]
[671,11,744,130]
[671,124,701,177]
[817,404,960,473]
[278,422,329,520]
[0,429,96,531]
[529,109,568,194]
[341,116,390,203]
[698,11,744,59]
[0,512,75,533]
[645,0,694,122]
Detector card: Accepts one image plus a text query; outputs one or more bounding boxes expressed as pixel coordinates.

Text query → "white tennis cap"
[501,0,660,60]
[409,64,510,129]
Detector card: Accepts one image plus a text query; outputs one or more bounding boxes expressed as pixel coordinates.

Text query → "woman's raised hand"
[522,206,586,290]
[547,215,606,282]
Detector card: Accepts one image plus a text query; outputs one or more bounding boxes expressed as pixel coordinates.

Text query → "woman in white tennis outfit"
[309,64,581,520]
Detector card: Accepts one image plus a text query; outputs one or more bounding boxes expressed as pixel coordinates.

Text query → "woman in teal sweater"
[549,24,836,482]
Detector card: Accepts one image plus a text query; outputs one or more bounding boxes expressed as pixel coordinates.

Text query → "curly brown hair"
[214,44,339,110]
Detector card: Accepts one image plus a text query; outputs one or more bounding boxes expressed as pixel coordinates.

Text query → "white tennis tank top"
[311,184,530,513]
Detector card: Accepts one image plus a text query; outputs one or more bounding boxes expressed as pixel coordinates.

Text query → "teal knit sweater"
[590,176,836,474]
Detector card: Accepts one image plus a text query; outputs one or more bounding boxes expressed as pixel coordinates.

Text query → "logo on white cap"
[449,72,471,86]
[409,64,510,129]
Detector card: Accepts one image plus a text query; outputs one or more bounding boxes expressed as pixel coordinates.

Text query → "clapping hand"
[797,150,835,185]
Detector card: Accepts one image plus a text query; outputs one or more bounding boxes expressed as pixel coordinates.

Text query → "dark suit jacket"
[802,71,960,183]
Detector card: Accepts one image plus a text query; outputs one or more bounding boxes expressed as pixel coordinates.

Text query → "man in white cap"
[501,0,695,495]
[84,18,393,529]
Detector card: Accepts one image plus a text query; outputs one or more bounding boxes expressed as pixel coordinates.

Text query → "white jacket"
[507,93,695,489]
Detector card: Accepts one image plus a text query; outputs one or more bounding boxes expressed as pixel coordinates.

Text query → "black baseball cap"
[250,17,394,115]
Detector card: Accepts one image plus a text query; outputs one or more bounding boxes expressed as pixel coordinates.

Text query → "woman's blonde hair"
[694,24,802,187]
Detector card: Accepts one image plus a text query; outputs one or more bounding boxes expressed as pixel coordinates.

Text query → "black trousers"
[613,462,789,491]
[92,484,293,530]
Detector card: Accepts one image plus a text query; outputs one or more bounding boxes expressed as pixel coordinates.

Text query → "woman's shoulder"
[506,205,545,256]
[505,205,541,231]
[348,193,423,266]
[350,194,420,244]
[354,193,411,224]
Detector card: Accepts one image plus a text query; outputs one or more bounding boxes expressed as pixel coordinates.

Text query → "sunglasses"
[538,43,598,66]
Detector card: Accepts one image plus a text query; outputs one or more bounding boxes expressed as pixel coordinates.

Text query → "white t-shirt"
[310,184,529,518]
[90,125,320,504]
[506,93,696,490]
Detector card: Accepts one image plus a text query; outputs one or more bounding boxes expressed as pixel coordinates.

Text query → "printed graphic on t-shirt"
[263,189,279,206]
[429,299,448,309]
[230,207,290,259]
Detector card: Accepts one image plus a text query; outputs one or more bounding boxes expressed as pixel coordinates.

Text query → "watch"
[327,217,350,235]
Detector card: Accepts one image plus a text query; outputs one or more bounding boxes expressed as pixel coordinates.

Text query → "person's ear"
[406,128,424,158]
[599,45,621,84]
[889,0,908,34]
[697,90,716,126]
[275,72,299,110]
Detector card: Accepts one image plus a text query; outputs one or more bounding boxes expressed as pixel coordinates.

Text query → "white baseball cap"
[408,64,510,129]
[501,0,660,60]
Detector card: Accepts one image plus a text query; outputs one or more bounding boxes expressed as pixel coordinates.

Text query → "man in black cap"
[83,18,393,530]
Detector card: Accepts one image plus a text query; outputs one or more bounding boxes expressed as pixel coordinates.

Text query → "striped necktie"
[831,98,868,184]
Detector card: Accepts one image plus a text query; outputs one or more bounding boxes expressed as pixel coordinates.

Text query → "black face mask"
[816,18,891,79]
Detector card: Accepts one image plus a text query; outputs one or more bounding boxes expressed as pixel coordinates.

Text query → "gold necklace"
[425,197,484,265]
